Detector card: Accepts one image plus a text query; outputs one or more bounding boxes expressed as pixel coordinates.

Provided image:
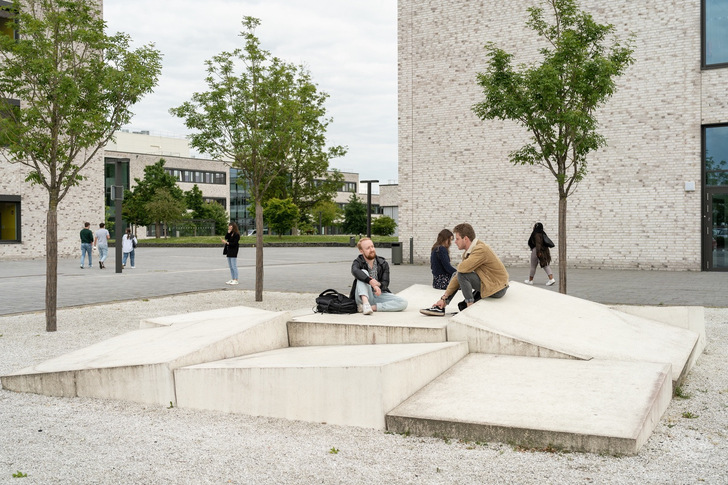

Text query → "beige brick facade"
[399,0,724,270]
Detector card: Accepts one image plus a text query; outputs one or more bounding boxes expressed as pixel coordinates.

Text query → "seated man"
[421,223,509,316]
[350,237,408,315]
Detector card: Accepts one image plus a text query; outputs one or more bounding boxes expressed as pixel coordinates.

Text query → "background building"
[398,0,728,271]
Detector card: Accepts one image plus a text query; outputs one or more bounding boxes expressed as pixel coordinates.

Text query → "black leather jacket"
[349,254,391,299]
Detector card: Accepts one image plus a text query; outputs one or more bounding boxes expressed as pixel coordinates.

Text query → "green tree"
[145,188,186,238]
[263,198,299,237]
[311,199,342,234]
[342,193,367,235]
[124,159,185,237]
[184,184,205,215]
[0,0,161,331]
[171,16,319,301]
[472,0,634,294]
[372,215,397,237]
[197,201,229,236]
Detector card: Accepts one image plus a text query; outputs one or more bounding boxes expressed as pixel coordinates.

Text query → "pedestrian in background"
[79,222,94,269]
[525,222,556,286]
[121,228,137,269]
[430,229,457,289]
[94,222,110,269]
[222,222,240,285]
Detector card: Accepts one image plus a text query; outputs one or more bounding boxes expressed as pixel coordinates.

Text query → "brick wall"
[399,0,715,270]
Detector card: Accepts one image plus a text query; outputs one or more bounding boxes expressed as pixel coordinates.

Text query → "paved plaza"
[0,246,725,315]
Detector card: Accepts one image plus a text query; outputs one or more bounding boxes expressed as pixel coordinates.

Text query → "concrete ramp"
[386,354,672,455]
[288,285,449,346]
[447,282,699,384]
[174,341,469,429]
[139,306,275,329]
[1,308,290,405]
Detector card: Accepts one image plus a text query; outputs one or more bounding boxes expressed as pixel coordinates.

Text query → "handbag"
[223,245,228,255]
[543,234,555,248]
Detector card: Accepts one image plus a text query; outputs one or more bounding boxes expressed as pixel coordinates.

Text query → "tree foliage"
[472,0,633,293]
[342,193,367,235]
[372,215,397,237]
[0,0,161,331]
[124,159,185,237]
[171,16,339,301]
[311,199,342,234]
[263,197,299,237]
[145,188,186,238]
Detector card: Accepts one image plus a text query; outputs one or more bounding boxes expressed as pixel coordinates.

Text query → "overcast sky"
[104,0,398,186]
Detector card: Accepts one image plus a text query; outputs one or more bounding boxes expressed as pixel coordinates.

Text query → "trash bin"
[349,236,356,247]
[391,242,402,265]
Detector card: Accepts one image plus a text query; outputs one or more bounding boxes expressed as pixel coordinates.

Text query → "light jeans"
[80,243,93,267]
[354,279,408,312]
[227,257,238,280]
[122,250,135,267]
[98,246,108,263]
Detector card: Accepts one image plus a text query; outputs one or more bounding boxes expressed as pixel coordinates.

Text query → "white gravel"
[1,291,727,484]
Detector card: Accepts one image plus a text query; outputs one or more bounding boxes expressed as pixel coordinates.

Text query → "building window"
[203,197,227,209]
[703,0,728,67]
[341,182,356,193]
[0,1,17,41]
[704,125,728,186]
[165,167,226,185]
[0,195,21,242]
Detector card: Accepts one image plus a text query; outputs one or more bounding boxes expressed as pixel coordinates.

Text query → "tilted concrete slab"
[386,354,673,455]
[1,308,290,405]
[447,282,699,385]
[288,285,450,346]
[139,306,274,329]
[174,341,469,429]
[610,305,706,374]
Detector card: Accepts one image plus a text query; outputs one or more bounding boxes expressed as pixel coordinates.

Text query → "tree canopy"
[0,0,161,331]
[124,159,185,237]
[472,0,633,293]
[342,193,367,235]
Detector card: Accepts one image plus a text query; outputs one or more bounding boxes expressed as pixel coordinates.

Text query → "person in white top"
[121,228,137,268]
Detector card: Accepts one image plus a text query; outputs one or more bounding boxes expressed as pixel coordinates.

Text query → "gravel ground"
[1,291,727,484]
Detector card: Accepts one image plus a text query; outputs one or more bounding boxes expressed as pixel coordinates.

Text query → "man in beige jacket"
[420,223,509,316]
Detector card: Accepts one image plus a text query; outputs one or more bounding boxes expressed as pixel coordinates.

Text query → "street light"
[360,179,379,238]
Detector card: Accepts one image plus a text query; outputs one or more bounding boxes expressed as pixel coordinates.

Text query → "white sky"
[103,0,398,185]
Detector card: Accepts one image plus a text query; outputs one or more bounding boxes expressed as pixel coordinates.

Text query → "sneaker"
[546,278,556,286]
[230,280,239,285]
[362,303,373,315]
[420,306,445,316]
[130,266,135,269]
[80,265,84,269]
[524,279,533,285]
[99,261,102,269]
[357,304,363,313]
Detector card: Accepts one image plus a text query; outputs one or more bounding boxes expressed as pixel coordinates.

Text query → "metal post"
[361,179,379,238]
[114,160,124,274]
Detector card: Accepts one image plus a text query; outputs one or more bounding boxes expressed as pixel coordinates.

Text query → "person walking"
[121,228,137,269]
[525,222,556,286]
[430,229,457,289]
[79,222,94,269]
[222,222,240,285]
[93,222,110,269]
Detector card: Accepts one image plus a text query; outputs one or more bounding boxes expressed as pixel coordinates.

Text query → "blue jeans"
[80,243,92,267]
[98,246,108,263]
[227,257,238,280]
[354,280,408,312]
[122,250,135,267]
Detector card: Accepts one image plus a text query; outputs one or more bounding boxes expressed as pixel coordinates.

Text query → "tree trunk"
[254,198,264,302]
[45,201,58,332]
[558,195,567,294]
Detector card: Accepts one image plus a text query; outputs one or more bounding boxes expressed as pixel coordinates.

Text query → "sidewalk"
[0,246,725,315]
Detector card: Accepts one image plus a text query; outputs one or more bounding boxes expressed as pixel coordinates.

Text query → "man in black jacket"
[349,237,408,315]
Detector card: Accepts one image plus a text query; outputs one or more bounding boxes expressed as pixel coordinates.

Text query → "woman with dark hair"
[525,222,556,286]
[430,229,457,289]
[222,222,241,285]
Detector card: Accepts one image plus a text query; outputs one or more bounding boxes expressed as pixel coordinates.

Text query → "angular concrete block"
[447,282,698,384]
[386,354,673,455]
[2,308,290,405]
[174,341,469,429]
[140,306,274,329]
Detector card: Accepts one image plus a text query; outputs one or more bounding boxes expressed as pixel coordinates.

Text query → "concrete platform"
[447,282,699,385]
[288,285,449,346]
[1,308,290,405]
[174,342,469,429]
[140,306,276,328]
[386,354,673,455]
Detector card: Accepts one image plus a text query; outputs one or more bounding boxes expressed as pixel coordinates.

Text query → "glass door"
[707,192,728,270]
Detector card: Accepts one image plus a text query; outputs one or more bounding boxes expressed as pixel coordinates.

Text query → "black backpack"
[314,289,357,314]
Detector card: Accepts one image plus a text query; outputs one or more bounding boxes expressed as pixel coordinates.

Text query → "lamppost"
[360,179,379,238]
[318,210,323,235]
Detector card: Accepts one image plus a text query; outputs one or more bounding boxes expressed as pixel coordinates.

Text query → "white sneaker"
[524,279,533,285]
[362,303,373,315]
[130,266,135,269]
[230,280,239,285]
[225,280,233,285]
[546,279,556,286]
